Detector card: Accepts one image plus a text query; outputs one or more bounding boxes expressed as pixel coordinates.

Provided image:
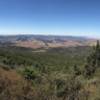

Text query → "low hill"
[0,35,97,49]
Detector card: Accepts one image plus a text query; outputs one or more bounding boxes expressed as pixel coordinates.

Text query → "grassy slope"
[0,46,100,100]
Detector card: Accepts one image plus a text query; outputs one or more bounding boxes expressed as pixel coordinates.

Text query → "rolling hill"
[0,35,97,49]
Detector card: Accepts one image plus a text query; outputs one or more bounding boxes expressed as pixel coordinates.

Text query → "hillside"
[0,66,36,100]
[0,35,97,49]
[0,42,100,100]
[0,36,100,100]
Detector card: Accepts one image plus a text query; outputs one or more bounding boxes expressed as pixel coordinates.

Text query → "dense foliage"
[0,43,100,100]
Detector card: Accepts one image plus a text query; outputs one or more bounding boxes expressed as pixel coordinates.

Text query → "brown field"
[15,39,97,49]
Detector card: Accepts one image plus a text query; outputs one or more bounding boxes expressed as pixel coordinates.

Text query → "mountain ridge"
[0,35,97,49]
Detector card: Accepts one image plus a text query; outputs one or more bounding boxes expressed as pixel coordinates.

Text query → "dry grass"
[0,67,35,100]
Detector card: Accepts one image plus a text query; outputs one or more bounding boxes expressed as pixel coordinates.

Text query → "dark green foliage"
[96,40,100,50]
[23,68,37,80]
[84,40,100,77]
[84,64,96,77]
[0,44,100,100]
[73,65,81,76]
[62,79,82,100]
[0,46,91,70]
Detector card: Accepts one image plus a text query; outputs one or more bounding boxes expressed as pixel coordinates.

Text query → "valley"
[0,35,97,49]
[0,35,100,100]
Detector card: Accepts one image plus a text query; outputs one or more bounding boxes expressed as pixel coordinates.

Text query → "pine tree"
[84,40,100,77]
[73,65,81,76]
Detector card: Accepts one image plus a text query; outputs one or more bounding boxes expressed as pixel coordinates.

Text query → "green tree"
[23,68,37,80]
[73,65,81,76]
[84,40,100,77]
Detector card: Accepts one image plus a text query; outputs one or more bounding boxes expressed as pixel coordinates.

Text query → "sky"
[0,0,100,37]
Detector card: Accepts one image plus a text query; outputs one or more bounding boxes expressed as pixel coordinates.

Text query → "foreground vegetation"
[0,43,100,100]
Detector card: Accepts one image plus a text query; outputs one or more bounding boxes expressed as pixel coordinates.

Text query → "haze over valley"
[0,35,97,49]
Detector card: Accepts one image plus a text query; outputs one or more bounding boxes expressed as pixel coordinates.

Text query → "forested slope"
[0,42,100,100]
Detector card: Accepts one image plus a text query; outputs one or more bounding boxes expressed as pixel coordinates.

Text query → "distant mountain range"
[0,35,97,49]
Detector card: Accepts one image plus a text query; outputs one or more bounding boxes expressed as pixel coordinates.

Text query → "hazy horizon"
[0,33,99,39]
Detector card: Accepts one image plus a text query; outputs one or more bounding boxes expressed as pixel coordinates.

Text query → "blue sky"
[0,0,100,37]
